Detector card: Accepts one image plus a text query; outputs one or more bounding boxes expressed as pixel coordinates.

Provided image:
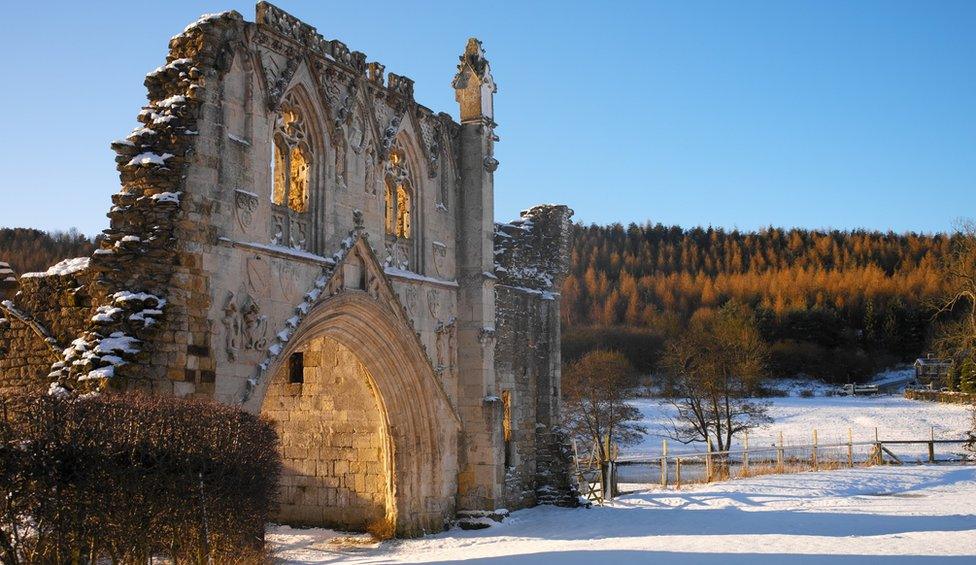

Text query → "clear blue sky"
[1,0,973,235]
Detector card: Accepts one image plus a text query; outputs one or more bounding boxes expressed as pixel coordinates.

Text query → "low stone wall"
[905,389,976,404]
[0,316,58,396]
[0,261,97,394]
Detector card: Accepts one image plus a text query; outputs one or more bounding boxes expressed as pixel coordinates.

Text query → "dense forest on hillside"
[562,223,953,382]
[0,224,953,382]
[0,228,96,275]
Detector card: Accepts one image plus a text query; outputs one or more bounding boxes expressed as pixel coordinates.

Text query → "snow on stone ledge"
[21,257,91,278]
[218,237,337,265]
[127,152,174,167]
[151,192,181,204]
[384,267,459,287]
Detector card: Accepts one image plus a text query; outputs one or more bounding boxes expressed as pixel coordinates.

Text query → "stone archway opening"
[248,285,460,538]
[260,335,394,534]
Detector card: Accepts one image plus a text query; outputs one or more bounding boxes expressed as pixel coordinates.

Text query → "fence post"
[599,434,609,500]
[776,431,784,472]
[743,431,750,476]
[812,429,818,471]
[675,457,682,490]
[928,426,935,464]
[847,427,853,468]
[706,438,714,482]
[661,439,669,488]
[873,427,881,465]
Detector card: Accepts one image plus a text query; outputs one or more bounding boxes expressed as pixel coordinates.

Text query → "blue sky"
[0,0,972,235]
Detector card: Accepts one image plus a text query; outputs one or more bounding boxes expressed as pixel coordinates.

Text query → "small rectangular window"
[289,352,304,384]
[502,390,512,468]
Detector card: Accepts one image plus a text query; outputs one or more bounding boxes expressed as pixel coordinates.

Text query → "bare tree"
[932,220,976,365]
[661,303,771,452]
[562,349,646,497]
[562,350,646,461]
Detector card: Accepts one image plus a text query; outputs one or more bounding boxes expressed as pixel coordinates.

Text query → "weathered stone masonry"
[0,3,577,537]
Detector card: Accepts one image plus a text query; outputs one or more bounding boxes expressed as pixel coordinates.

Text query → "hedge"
[0,392,281,564]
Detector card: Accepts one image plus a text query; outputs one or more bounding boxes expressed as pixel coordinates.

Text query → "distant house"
[914,355,951,388]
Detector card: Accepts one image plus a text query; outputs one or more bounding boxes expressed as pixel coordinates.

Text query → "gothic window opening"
[396,184,411,238]
[270,96,313,249]
[383,146,412,239]
[502,390,513,468]
[384,178,396,234]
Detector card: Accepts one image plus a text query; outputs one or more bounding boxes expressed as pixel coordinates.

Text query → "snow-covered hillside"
[270,465,976,563]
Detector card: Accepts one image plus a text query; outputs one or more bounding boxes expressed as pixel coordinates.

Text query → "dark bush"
[768,340,879,383]
[562,326,665,374]
[0,392,280,564]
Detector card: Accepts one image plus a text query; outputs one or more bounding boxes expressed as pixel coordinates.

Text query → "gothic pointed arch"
[248,235,459,536]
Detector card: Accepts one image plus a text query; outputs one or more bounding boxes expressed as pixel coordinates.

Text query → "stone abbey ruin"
[0,3,576,535]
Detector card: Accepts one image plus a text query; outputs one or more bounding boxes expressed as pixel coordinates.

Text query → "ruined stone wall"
[0,260,98,394]
[493,286,546,508]
[0,2,576,534]
[493,204,577,509]
[0,312,58,397]
[261,336,392,530]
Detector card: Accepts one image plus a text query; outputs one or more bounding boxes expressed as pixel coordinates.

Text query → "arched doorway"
[261,335,394,532]
[252,290,459,537]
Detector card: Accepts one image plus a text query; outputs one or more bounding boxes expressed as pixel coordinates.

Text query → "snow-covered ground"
[269,465,976,563]
[267,381,975,563]
[625,388,973,458]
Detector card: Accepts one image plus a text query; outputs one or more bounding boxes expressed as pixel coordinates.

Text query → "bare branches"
[931,220,976,366]
[661,303,770,452]
[562,350,647,459]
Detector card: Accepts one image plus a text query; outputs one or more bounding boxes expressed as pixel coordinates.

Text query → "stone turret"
[453,37,504,511]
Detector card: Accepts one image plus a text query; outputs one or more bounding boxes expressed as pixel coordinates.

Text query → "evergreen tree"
[959,357,976,394]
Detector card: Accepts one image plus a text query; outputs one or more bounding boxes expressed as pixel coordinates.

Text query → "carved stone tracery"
[270,93,312,248]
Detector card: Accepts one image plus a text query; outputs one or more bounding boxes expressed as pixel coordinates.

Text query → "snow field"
[269,465,976,563]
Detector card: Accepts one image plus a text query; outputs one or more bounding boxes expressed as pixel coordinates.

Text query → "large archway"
[261,335,393,531]
[251,290,459,537]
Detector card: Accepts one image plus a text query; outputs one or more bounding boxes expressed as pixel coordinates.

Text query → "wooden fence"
[579,428,972,500]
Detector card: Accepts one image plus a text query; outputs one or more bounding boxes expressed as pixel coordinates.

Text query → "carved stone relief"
[245,256,270,294]
[432,242,447,277]
[235,189,259,230]
[380,115,402,158]
[335,129,348,190]
[350,109,368,155]
[264,55,300,111]
[271,213,285,245]
[222,291,269,361]
[364,147,377,195]
[435,317,457,375]
[366,268,382,299]
[427,289,440,319]
[403,286,418,318]
[383,238,409,270]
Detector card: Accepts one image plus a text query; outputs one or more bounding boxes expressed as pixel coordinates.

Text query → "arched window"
[384,146,412,239]
[270,97,312,248]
